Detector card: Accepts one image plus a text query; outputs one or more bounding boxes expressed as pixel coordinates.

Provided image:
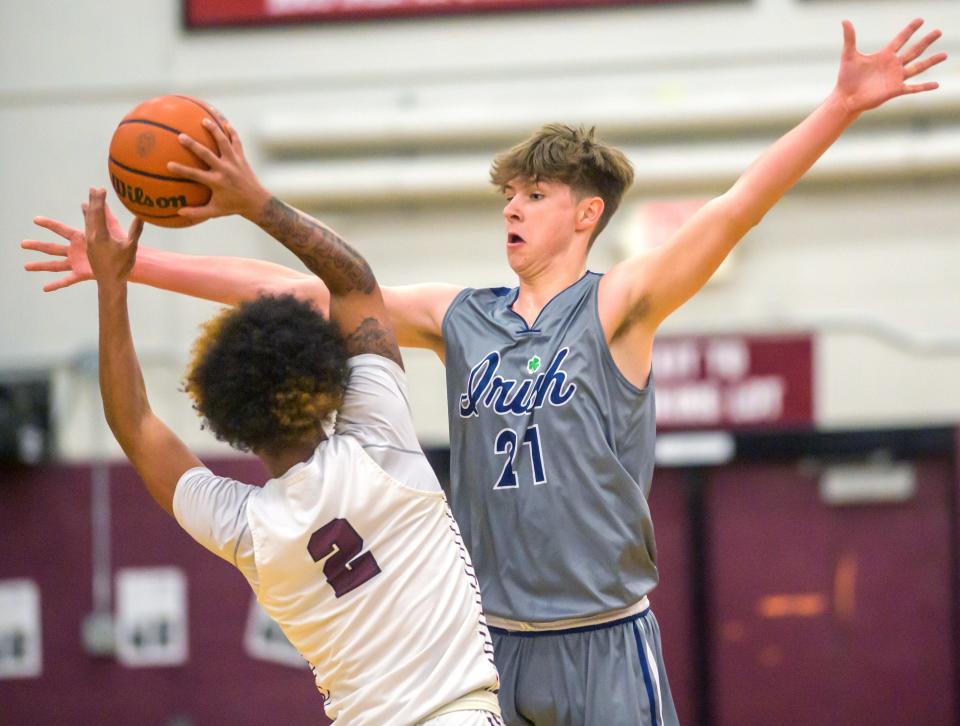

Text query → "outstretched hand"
[168,120,271,224]
[84,188,143,286]
[22,197,131,292]
[836,18,946,114]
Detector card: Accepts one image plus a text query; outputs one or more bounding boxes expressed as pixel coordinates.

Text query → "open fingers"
[886,17,924,54]
[24,259,71,273]
[202,118,235,159]
[904,50,947,79]
[33,216,79,241]
[44,276,80,293]
[21,239,68,256]
[900,29,941,65]
[177,132,220,168]
[166,160,216,184]
[902,81,940,95]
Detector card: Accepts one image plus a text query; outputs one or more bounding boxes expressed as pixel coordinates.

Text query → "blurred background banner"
[653,333,814,431]
[184,0,694,28]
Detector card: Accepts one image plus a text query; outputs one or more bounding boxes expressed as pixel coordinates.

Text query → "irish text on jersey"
[458,348,577,417]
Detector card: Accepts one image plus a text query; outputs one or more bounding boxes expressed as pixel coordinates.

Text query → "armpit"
[345,317,403,368]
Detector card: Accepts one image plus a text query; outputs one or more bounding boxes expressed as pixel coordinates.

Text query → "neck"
[513,263,586,324]
[258,437,324,478]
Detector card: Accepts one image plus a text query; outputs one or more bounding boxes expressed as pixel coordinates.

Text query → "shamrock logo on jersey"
[527,355,541,374]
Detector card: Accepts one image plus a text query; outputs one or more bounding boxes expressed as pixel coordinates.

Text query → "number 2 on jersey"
[494,424,547,489]
[308,518,382,598]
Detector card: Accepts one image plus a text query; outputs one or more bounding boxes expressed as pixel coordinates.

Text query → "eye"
[530,192,544,201]
[504,195,514,203]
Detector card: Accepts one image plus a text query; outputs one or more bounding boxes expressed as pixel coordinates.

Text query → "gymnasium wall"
[1,0,959,455]
[2,439,956,725]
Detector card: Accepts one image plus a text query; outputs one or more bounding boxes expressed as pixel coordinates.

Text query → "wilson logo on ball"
[111,175,188,210]
[107,94,228,228]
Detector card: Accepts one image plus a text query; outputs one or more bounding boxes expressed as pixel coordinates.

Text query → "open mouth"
[508,233,525,245]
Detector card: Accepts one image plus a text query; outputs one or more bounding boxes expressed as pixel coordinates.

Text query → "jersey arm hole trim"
[231,521,252,569]
[440,287,477,352]
[360,442,429,458]
[350,436,447,500]
[591,272,652,396]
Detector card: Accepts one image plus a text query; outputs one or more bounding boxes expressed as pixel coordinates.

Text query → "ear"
[575,196,605,232]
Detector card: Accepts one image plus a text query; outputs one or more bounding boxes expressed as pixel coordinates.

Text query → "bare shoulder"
[381,283,465,354]
[385,283,464,317]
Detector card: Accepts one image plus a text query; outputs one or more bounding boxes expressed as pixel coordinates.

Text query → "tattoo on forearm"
[260,197,376,296]
[346,318,403,368]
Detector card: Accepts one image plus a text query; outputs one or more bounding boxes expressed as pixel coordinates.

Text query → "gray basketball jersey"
[442,272,659,622]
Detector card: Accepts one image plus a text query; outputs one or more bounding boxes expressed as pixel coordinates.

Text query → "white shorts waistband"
[485,596,650,633]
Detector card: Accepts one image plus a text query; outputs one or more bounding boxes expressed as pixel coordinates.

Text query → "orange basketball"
[107,95,230,228]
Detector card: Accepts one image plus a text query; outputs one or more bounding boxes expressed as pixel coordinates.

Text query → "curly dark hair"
[184,294,349,453]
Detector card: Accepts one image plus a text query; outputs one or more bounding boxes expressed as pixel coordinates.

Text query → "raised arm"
[23,133,460,355]
[171,119,466,361]
[601,19,946,343]
[262,196,405,365]
[84,188,202,516]
[166,121,408,364]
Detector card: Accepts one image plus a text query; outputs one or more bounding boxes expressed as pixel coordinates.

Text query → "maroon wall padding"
[706,459,956,726]
[647,469,697,726]
[0,461,697,725]
[2,454,955,725]
[0,459,329,725]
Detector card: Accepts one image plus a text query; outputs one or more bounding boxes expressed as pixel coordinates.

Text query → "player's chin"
[505,247,532,274]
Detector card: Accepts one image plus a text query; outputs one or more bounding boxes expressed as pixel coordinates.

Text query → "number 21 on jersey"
[494,424,547,489]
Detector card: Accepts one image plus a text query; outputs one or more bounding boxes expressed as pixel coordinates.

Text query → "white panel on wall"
[0,579,42,679]
[243,597,306,668]
[115,567,188,667]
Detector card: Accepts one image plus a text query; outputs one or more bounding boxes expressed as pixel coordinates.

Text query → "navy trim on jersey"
[502,271,592,333]
[632,619,660,726]
[487,606,651,638]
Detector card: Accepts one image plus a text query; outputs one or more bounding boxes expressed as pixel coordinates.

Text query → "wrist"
[826,87,863,123]
[96,276,128,297]
[241,185,274,224]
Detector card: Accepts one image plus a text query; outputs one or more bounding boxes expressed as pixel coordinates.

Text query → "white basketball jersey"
[249,435,497,724]
[174,356,499,724]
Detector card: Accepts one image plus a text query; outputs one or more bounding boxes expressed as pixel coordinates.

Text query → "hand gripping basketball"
[166,119,272,224]
[108,95,231,228]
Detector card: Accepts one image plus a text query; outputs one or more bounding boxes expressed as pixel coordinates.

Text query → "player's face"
[502,178,582,273]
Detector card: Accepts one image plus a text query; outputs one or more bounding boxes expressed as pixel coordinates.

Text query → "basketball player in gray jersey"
[25,18,946,724]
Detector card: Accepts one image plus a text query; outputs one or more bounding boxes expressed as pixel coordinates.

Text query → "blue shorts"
[490,608,679,726]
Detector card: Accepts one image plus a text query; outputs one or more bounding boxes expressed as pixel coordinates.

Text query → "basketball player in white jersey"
[76,186,501,725]
[27,19,945,724]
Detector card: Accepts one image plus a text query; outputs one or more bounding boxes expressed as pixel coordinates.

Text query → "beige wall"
[2,0,958,458]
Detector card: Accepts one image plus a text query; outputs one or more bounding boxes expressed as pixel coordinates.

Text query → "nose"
[503,197,522,221]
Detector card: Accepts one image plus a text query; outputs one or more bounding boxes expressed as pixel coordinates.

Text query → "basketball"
[107,95,230,228]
